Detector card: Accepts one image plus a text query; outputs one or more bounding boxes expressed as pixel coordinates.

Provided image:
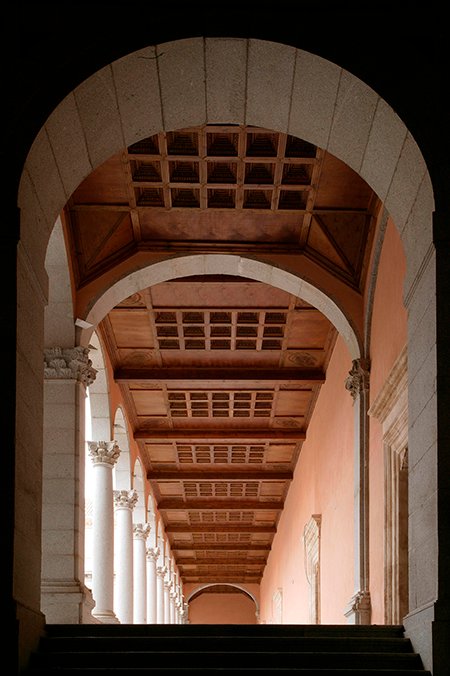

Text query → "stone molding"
[345,358,370,400]
[368,345,407,423]
[303,514,321,623]
[44,346,97,386]
[113,489,138,510]
[88,441,121,467]
[133,523,150,540]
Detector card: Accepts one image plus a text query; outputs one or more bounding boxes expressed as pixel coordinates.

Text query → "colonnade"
[88,441,187,624]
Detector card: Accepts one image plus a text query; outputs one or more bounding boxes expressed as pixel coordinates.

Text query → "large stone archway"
[16,37,440,671]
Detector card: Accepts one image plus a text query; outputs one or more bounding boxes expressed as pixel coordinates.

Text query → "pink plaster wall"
[188,593,257,624]
[368,218,407,623]
[260,335,355,624]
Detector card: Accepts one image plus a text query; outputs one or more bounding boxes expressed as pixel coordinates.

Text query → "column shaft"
[156,568,166,624]
[146,549,158,624]
[133,524,149,624]
[114,490,137,623]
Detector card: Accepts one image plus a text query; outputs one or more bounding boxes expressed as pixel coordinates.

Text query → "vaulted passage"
[10,22,448,676]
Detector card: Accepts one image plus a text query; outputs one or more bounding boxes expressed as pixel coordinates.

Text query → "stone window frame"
[368,346,408,624]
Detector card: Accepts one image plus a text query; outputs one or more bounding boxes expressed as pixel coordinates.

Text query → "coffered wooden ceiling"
[64,124,379,584]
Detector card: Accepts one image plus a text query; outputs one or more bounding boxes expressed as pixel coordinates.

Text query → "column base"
[82,586,101,624]
[92,608,120,624]
[41,579,84,624]
[344,590,371,624]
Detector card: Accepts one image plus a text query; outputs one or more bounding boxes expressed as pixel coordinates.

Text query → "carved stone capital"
[156,565,167,579]
[133,523,150,540]
[345,358,370,400]
[344,590,371,624]
[113,489,138,510]
[146,546,160,562]
[44,346,97,386]
[88,441,121,467]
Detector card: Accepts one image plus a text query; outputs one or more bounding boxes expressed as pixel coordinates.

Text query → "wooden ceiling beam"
[158,499,283,510]
[181,576,262,582]
[115,366,325,384]
[149,469,293,481]
[135,429,305,442]
[177,558,266,566]
[165,524,276,533]
[170,543,271,551]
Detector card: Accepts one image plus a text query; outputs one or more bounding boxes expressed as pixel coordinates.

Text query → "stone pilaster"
[345,358,371,624]
[41,345,97,624]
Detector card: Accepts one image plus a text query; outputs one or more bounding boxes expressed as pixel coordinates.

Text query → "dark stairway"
[24,623,431,675]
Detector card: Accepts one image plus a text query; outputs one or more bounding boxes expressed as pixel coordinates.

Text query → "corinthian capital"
[345,358,370,400]
[156,565,167,579]
[133,523,150,540]
[44,346,97,386]
[146,546,160,562]
[88,440,121,466]
[113,489,138,510]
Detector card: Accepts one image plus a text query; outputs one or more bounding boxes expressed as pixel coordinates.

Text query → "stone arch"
[16,36,438,666]
[187,583,260,619]
[147,493,158,548]
[81,254,361,359]
[44,215,74,348]
[112,407,131,491]
[19,38,433,294]
[87,331,111,442]
[132,458,146,525]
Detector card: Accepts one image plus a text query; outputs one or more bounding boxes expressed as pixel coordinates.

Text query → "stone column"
[113,490,137,624]
[88,441,120,623]
[169,587,177,624]
[156,566,166,624]
[133,523,150,624]
[146,547,159,624]
[42,346,97,623]
[344,358,371,624]
[163,577,172,624]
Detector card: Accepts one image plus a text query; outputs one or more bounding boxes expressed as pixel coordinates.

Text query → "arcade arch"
[17,36,438,670]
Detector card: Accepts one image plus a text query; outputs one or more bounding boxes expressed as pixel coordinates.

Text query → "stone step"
[37,636,414,654]
[30,650,424,669]
[24,625,431,676]
[43,624,407,638]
